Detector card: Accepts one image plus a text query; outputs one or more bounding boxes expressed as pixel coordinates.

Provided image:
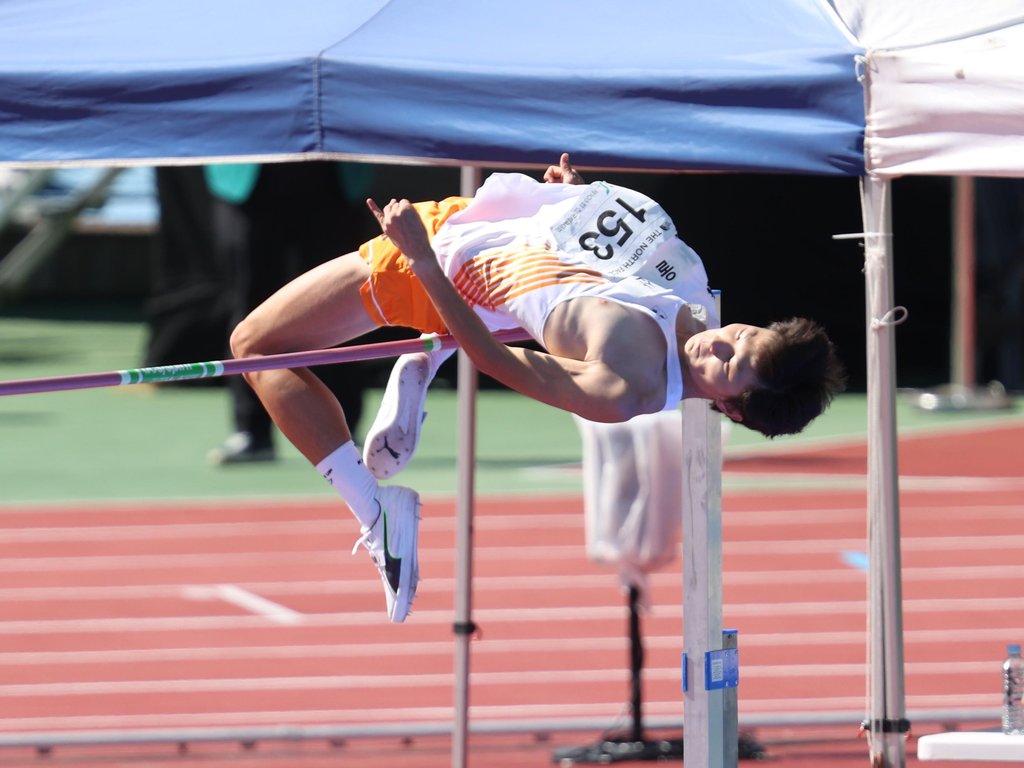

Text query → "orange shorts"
[359,196,472,334]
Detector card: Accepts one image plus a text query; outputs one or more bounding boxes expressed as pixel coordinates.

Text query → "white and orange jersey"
[429,173,715,411]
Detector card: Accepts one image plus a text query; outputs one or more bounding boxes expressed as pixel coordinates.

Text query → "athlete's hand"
[366,198,439,273]
[543,153,585,185]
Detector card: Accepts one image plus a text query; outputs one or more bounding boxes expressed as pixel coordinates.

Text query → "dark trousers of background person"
[146,166,230,368]
[148,163,378,462]
[217,162,376,456]
[976,178,1024,392]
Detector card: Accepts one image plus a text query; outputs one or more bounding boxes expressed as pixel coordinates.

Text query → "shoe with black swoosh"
[351,485,420,622]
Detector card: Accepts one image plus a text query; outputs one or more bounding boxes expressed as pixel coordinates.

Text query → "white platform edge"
[917,731,1024,762]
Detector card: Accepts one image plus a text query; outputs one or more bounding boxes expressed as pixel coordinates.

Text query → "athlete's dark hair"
[716,317,846,438]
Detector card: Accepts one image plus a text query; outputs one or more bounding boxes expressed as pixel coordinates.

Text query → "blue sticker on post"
[704,647,739,690]
[681,652,688,693]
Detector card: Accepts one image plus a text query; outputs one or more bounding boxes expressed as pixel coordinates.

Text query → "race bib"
[550,182,676,277]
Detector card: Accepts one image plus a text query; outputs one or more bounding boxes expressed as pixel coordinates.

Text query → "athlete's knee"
[229,314,266,360]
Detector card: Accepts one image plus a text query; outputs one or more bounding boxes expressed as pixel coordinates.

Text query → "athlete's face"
[682,323,778,419]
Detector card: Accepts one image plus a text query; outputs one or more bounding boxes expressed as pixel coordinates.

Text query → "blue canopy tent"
[0,0,865,173]
[15,1,1011,765]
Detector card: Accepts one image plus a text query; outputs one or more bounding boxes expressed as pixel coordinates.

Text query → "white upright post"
[861,175,908,768]
[451,165,482,768]
[682,396,724,768]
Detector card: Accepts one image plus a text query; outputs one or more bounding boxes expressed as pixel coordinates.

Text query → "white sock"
[315,441,379,528]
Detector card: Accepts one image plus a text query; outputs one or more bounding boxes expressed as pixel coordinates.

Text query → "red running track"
[0,419,1022,766]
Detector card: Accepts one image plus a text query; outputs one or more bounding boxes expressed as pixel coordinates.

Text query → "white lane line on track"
[0,514,590,543]
[723,413,1024,459]
[0,548,602,573]
[2,625,1023,666]
[725,474,1024,493]
[4,499,1024,543]
[5,533,1024,572]
[0,696,991,737]
[0,660,1006,698]
[183,585,304,625]
[0,691,995,734]
[0,596,1022,634]
[724,503,1024,524]
[2,493,1024,540]
[0,702,653,731]
[0,671,621,696]
[2,560,1023,605]
[899,475,1024,491]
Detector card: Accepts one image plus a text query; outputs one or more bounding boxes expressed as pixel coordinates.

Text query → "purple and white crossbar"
[0,329,532,397]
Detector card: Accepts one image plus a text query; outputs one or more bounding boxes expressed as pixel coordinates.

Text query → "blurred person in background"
[148,161,377,465]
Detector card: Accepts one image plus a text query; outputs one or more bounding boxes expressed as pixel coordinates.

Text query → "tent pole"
[860,175,908,768]
[951,177,976,387]
[451,164,482,768]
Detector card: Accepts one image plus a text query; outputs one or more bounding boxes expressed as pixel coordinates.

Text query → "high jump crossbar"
[0,329,532,397]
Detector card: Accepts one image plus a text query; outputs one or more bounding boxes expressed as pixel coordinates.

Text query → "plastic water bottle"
[1003,644,1024,735]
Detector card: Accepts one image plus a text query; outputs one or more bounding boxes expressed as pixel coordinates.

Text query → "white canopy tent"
[842,0,1024,178]
[837,3,1024,763]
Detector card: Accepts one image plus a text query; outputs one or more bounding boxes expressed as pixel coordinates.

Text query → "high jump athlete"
[230,153,845,622]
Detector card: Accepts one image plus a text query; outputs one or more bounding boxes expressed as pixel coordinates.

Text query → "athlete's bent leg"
[231,251,420,622]
[230,251,377,464]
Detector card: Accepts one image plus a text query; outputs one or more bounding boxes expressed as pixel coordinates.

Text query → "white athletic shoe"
[363,343,454,479]
[351,485,421,623]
